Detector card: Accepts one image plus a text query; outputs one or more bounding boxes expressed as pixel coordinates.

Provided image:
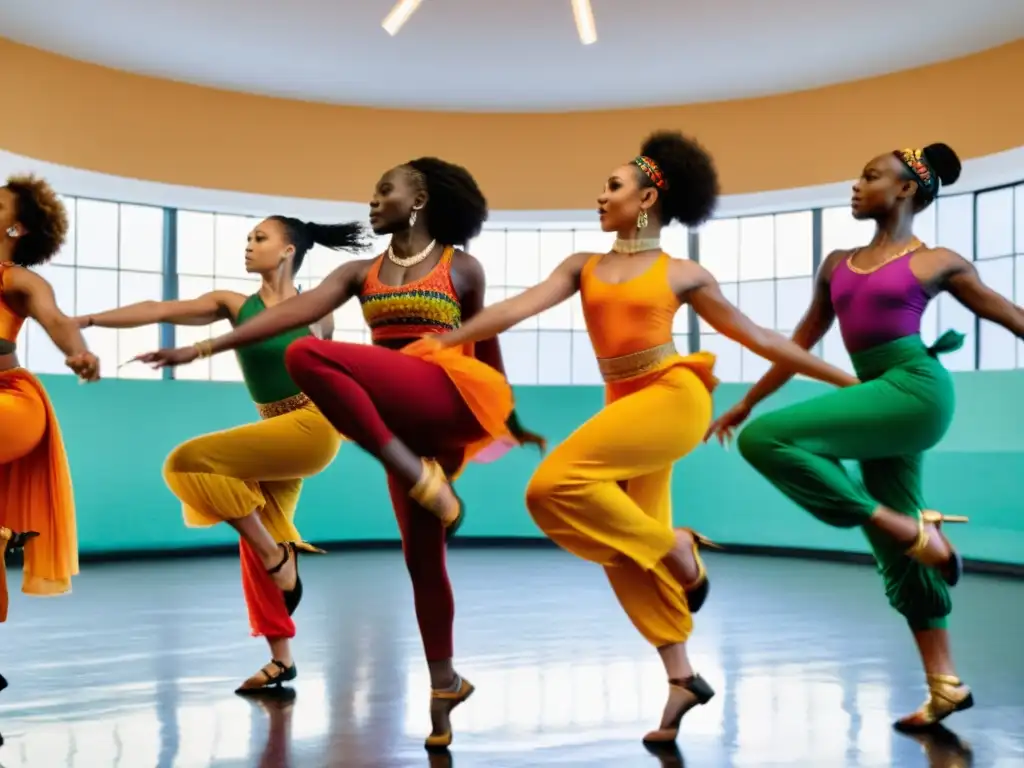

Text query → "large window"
[20,196,165,380]
[698,212,815,382]
[22,182,1023,385]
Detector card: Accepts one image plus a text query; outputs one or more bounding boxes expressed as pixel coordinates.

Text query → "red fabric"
[388,472,454,660]
[240,539,295,640]
[284,337,488,659]
[283,338,486,458]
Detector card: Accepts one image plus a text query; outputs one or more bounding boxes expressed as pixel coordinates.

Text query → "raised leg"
[525,367,716,743]
[285,338,486,530]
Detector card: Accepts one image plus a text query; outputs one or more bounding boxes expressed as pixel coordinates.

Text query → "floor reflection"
[0,549,1020,766]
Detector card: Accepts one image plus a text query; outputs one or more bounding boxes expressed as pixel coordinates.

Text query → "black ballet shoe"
[673,528,721,614]
[1,529,39,556]
[642,674,715,747]
[235,659,298,697]
[267,543,303,616]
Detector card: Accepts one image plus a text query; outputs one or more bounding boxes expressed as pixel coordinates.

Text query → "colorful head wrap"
[893,148,938,199]
[634,155,668,191]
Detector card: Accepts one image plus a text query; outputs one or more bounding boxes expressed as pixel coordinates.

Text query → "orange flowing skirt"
[0,368,78,621]
[401,338,516,472]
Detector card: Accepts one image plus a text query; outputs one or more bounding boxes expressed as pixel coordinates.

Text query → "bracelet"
[193,339,214,359]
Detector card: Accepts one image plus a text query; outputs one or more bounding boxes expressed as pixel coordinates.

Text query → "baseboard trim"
[64,537,1024,579]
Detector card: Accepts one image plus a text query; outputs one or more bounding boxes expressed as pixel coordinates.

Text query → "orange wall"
[3,38,1023,209]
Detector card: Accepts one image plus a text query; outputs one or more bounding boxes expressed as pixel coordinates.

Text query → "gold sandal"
[673,528,722,613]
[424,676,475,751]
[643,674,715,746]
[905,511,967,586]
[410,459,465,534]
[894,674,974,733]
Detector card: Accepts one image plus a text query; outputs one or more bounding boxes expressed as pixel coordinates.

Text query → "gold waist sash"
[597,341,678,383]
[256,392,312,420]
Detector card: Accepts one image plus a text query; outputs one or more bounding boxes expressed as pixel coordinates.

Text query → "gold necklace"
[388,239,437,268]
[846,237,923,275]
[612,237,661,254]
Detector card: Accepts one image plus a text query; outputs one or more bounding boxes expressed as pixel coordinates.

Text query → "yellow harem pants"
[0,368,79,623]
[525,363,713,647]
[162,401,342,639]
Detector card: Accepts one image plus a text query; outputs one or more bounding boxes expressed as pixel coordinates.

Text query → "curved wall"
[3,38,1024,208]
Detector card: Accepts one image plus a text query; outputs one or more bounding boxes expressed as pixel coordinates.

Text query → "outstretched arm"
[439,253,589,348]
[80,291,238,328]
[15,269,89,358]
[944,252,1024,337]
[10,268,99,380]
[735,251,841,410]
[134,260,365,368]
[689,265,857,389]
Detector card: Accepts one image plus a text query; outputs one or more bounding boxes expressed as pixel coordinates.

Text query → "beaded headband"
[634,155,669,191]
[893,148,938,198]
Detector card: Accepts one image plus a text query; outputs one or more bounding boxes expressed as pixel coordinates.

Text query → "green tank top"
[232,293,312,405]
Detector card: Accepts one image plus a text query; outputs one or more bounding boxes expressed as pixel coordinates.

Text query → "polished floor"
[0,548,1021,767]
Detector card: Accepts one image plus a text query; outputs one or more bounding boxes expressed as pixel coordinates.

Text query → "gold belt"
[597,341,678,383]
[256,392,311,420]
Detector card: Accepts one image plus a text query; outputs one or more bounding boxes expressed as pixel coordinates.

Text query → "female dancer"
[1,175,97,721]
[422,131,859,746]
[708,143,1023,732]
[133,157,541,750]
[79,216,366,694]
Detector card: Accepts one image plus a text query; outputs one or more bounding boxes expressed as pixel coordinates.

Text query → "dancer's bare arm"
[685,261,856,389]
[79,291,243,328]
[942,249,1024,336]
[734,250,845,410]
[452,251,506,372]
[7,267,99,380]
[440,253,590,347]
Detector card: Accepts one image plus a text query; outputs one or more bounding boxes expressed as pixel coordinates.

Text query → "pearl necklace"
[612,237,661,254]
[388,239,437,268]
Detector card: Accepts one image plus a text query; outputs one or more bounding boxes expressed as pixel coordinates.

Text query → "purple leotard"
[830,253,931,354]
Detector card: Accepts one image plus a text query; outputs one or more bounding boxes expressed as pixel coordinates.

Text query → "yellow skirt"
[0,368,79,621]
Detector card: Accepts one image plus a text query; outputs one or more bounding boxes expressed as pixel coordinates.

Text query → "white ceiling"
[2,1,1022,112]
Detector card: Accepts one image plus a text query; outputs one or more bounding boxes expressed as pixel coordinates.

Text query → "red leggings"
[284,338,487,661]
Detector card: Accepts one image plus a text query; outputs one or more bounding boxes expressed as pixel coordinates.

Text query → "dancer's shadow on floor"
[899,724,973,768]
[248,688,297,768]
[643,742,686,767]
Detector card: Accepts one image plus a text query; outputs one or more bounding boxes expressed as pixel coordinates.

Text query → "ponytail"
[267,215,371,272]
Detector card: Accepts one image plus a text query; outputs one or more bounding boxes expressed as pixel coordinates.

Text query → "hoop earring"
[637,210,649,230]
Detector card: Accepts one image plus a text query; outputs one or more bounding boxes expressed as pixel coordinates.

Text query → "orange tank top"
[359,247,463,344]
[579,252,680,359]
[0,262,26,346]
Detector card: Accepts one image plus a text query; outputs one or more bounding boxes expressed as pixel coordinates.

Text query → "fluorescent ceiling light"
[382,0,425,36]
[572,0,597,45]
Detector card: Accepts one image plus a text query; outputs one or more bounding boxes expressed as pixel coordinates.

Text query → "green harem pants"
[737,332,963,631]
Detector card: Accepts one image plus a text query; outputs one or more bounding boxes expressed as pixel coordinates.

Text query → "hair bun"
[638,130,719,228]
[923,143,961,186]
